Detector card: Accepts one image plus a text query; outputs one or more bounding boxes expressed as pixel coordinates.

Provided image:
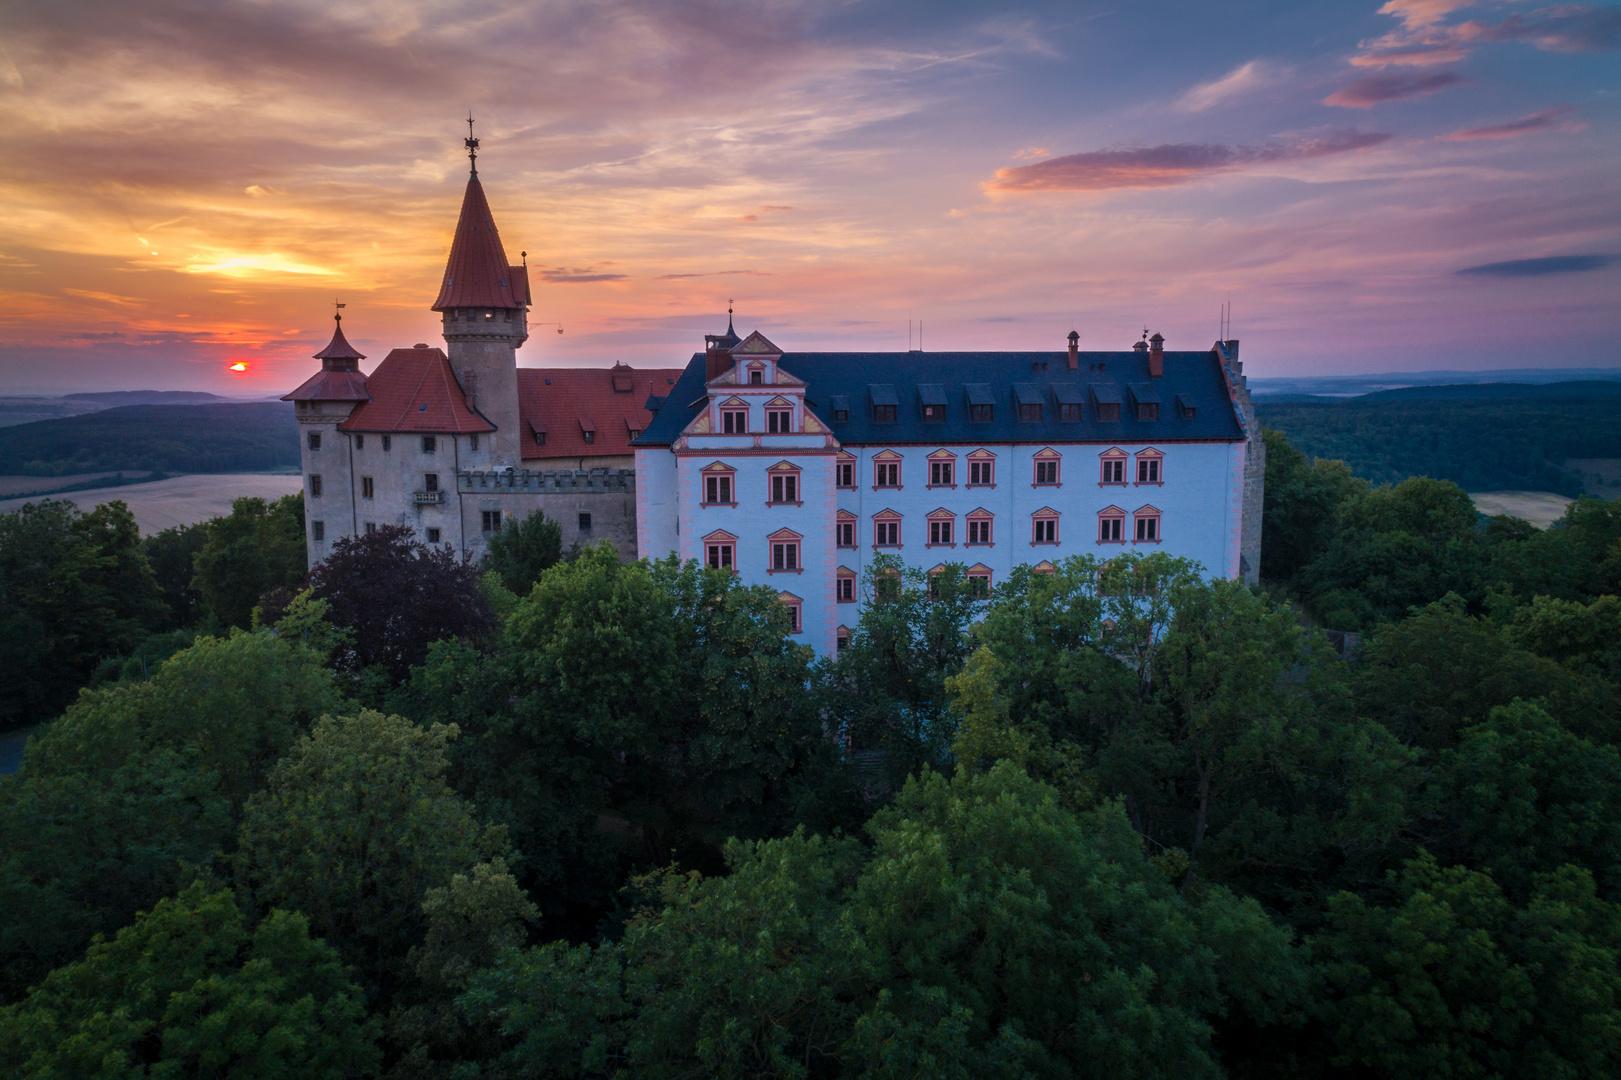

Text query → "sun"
[228,361,249,373]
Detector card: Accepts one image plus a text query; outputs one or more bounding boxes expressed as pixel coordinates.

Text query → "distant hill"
[1259,381,1621,496]
[0,402,298,476]
[61,390,228,405]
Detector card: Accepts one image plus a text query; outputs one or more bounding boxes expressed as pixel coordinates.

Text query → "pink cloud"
[1441,105,1586,141]
[982,131,1391,193]
[1324,70,1462,108]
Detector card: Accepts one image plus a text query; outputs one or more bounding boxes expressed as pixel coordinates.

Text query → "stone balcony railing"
[458,467,634,494]
[413,490,446,505]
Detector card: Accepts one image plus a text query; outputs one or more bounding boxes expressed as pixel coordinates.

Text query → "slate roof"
[281,369,370,403]
[432,172,527,311]
[338,346,495,434]
[516,365,683,459]
[635,349,1244,447]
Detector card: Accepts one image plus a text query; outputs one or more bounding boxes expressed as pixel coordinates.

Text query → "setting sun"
[228,361,249,372]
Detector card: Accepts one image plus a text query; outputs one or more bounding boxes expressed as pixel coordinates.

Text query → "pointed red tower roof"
[313,312,365,362]
[432,170,524,311]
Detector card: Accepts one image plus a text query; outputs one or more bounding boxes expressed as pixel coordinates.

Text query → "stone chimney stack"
[1066,330,1079,370]
[705,343,733,381]
[1147,332,1165,378]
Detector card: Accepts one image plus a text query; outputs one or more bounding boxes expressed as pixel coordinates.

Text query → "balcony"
[413,490,445,505]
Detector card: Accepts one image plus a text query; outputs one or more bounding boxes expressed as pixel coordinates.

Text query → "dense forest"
[2,428,1621,1077]
[1258,381,1621,494]
[0,402,297,475]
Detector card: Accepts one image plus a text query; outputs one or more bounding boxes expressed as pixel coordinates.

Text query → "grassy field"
[1471,490,1573,528]
[0,473,302,534]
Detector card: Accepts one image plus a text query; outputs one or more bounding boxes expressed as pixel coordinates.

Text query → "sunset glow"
[0,0,1616,394]
[228,361,249,373]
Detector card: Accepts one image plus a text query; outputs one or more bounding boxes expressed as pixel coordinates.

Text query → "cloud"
[1324,70,1462,107]
[1456,255,1616,277]
[655,269,772,280]
[1353,2,1621,68]
[539,266,628,283]
[1441,105,1585,141]
[1174,60,1276,113]
[982,130,1391,193]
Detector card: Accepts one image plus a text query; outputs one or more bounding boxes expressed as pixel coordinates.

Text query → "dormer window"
[1129,384,1160,421]
[919,383,946,422]
[1175,395,1197,419]
[923,404,944,421]
[831,395,851,423]
[581,429,595,444]
[870,384,898,423]
[1097,403,1120,421]
[965,383,994,422]
[748,362,766,385]
[1014,383,1042,422]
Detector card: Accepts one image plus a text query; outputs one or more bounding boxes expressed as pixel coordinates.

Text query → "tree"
[0,628,338,998]
[191,493,307,630]
[0,882,379,1078]
[308,525,493,679]
[1310,854,1621,1077]
[142,519,210,628]
[1260,429,1365,586]
[464,765,1306,1079]
[234,710,508,995]
[818,555,982,787]
[484,509,564,594]
[0,499,166,729]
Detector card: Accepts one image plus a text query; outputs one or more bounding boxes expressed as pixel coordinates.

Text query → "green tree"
[1311,854,1621,1077]
[484,509,564,594]
[234,710,508,995]
[191,493,307,630]
[0,629,339,998]
[0,882,379,1078]
[141,519,210,628]
[0,499,166,728]
[818,555,983,787]
[1259,429,1365,586]
[465,765,1306,1079]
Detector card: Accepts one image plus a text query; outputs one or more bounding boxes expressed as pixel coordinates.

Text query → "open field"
[0,472,301,533]
[1471,490,1573,528]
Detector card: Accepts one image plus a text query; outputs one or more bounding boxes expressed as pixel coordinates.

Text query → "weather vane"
[334,298,346,322]
[465,112,479,173]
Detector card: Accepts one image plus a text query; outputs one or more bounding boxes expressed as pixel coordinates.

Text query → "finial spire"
[727,298,735,333]
[334,298,346,324]
[465,112,479,175]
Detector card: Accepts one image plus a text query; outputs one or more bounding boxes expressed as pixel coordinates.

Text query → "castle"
[287,139,1264,654]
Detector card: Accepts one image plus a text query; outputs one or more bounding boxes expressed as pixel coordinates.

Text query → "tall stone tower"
[432,126,530,464]
[281,311,370,565]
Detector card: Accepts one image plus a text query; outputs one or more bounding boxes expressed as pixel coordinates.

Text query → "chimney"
[1147,332,1165,378]
[704,340,732,381]
[1066,330,1079,370]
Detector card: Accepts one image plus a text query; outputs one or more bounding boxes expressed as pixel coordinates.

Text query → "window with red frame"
[704,531,737,571]
[874,455,901,488]
[967,565,992,598]
[928,513,955,546]
[967,511,993,545]
[1136,453,1162,484]
[928,455,955,487]
[768,465,801,505]
[1032,510,1059,545]
[836,455,856,489]
[780,593,802,631]
[1098,509,1125,543]
[967,454,995,487]
[766,406,792,433]
[1033,450,1061,486]
[701,466,734,505]
[721,406,748,434]
[874,513,901,548]
[836,513,856,548]
[769,530,802,572]
[836,568,856,603]
[1100,452,1127,485]
[1134,508,1161,542]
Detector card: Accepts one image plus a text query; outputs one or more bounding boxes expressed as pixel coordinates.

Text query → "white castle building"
[285,135,1264,653]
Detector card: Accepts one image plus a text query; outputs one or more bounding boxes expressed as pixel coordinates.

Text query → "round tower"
[282,309,369,565]
[432,122,529,464]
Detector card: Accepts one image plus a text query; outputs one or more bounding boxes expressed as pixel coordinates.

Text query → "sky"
[0,0,1617,394]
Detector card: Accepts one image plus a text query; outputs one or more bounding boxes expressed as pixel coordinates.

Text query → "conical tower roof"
[313,312,365,361]
[432,171,523,311]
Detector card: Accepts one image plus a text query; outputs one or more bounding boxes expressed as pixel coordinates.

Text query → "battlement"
[458,467,634,494]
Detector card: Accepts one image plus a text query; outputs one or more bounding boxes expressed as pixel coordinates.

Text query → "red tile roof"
[281,369,370,403]
[432,173,525,311]
[339,346,495,433]
[313,316,365,362]
[516,364,683,459]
